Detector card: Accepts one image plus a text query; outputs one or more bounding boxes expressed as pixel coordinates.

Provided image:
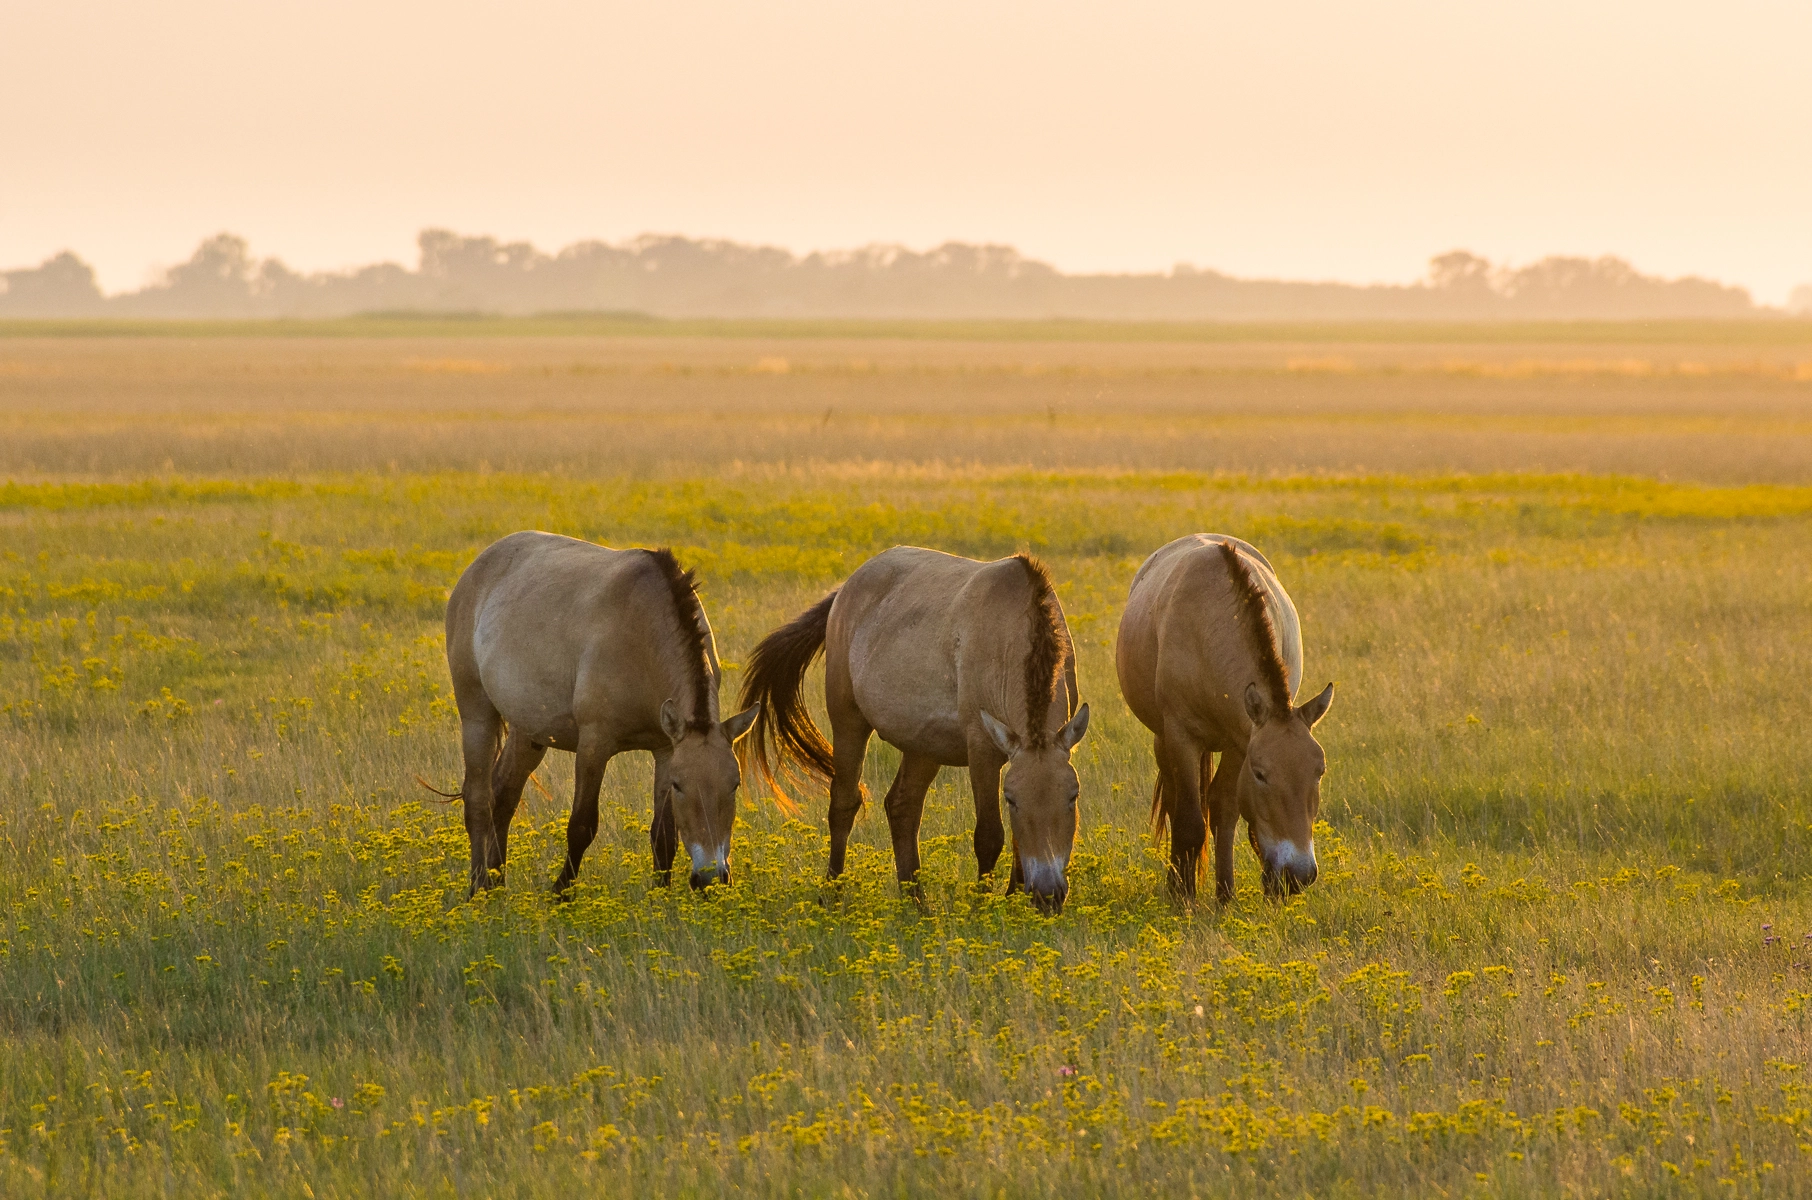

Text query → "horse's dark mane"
[645,547,714,731]
[1015,553,1069,747]
[1218,541,1292,720]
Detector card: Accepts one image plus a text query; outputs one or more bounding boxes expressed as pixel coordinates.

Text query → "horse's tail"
[738,590,839,802]
[1149,762,1170,839]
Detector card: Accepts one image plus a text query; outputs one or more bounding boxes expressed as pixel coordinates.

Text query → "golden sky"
[4,0,1808,300]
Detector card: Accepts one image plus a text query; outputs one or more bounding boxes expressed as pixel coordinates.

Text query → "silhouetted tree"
[1428,250,1494,294]
[0,251,105,316]
[1495,255,1751,318]
[0,232,1767,321]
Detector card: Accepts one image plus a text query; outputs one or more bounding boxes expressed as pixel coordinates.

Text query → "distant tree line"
[0,230,1776,320]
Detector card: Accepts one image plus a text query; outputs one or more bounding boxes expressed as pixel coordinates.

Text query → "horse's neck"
[653,634,716,724]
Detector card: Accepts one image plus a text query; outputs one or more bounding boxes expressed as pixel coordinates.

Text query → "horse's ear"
[1296,682,1334,728]
[722,704,759,744]
[1242,683,1268,726]
[1057,702,1090,751]
[980,710,1019,758]
[659,698,687,744]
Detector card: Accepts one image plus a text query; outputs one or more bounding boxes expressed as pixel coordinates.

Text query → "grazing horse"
[739,547,1090,913]
[1115,535,1334,902]
[445,532,757,896]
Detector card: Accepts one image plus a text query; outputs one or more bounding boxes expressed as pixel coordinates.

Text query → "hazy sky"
[4,1,1809,300]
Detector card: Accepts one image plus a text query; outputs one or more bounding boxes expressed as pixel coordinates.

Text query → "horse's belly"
[853,668,967,763]
[473,626,580,748]
[872,709,969,765]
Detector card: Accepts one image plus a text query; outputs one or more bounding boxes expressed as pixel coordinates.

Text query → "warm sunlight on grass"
[4,329,1812,1194]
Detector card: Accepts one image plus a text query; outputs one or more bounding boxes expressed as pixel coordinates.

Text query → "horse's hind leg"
[882,752,942,895]
[824,712,873,880]
[489,729,547,885]
[819,642,873,880]
[553,727,614,897]
[825,719,873,879]
[458,703,505,895]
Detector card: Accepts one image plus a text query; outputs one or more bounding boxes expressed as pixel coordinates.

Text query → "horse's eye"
[1004,793,1018,810]
[1252,769,1269,786]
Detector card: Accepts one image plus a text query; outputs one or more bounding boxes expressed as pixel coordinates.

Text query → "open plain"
[4,319,1812,1196]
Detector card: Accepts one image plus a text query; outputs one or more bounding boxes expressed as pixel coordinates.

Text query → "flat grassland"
[3,321,1812,1196]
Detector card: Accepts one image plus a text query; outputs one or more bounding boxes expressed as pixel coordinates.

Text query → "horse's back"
[835,546,986,656]
[831,548,970,757]
[836,546,1048,762]
[454,532,637,649]
[1118,534,1303,736]
[448,532,649,746]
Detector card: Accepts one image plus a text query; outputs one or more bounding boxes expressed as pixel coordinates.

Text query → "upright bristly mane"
[645,548,714,731]
[1217,541,1292,718]
[1015,553,1069,747]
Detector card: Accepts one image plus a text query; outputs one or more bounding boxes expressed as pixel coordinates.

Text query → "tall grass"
[4,461,1811,1195]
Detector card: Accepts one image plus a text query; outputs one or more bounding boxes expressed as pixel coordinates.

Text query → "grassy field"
[3,322,1812,1196]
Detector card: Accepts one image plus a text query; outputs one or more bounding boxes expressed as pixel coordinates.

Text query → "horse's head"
[660,699,759,889]
[982,703,1091,915]
[1238,682,1335,898]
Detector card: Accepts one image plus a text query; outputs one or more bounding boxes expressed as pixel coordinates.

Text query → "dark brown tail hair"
[737,590,839,802]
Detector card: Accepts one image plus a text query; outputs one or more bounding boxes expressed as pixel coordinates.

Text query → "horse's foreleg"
[489,729,547,885]
[1206,747,1241,903]
[1158,728,1207,901]
[967,751,1008,881]
[649,748,677,886]
[882,753,942,896]
[553,729,612,898]
[459,709,505,895]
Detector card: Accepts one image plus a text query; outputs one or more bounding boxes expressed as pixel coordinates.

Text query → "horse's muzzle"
[1262,841,1318,897]
[1022,856,1069,915]
[1029,882,1068,915]
[689,863,729,890]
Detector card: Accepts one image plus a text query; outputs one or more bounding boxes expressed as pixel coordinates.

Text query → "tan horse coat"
[740,547,1089,912]
[445,531,755,896]
[1116,534,1333,902]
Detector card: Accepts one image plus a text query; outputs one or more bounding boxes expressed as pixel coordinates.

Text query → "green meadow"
[4,325,1812,1196]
